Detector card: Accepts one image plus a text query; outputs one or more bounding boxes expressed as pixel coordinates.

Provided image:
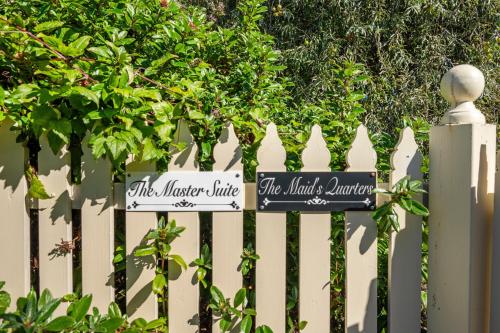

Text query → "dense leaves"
[199,0,499,132]
[0,286,167,332]
[0,0,290,170]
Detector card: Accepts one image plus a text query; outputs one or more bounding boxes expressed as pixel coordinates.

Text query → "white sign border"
[125,171,244,212]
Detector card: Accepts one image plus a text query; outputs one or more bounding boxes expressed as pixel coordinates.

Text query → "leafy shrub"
[0,0,290,171]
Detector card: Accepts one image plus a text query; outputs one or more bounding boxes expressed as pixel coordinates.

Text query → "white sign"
[126,171,244,212]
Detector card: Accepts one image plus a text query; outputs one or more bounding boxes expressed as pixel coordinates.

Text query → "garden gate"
[0,65,498,333]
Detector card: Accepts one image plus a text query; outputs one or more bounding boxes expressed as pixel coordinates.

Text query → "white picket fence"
[0,118,426,333]
[0,63,498,333]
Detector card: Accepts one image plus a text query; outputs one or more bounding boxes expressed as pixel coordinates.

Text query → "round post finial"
[439,64,485,125]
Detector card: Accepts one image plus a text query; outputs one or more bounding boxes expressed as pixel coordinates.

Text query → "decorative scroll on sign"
[256,172,376,212]
[126,171,244,212]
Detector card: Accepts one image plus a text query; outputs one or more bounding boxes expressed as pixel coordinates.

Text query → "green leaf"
[196,267,206,282]
[399,197,413,211]
[34,21,64,32]
[91,136,107,159]
[298,320,308,330]
[372,202,391,221]
[220,318,232,332]
[38,289,52,309]
[70,295,92,322]
[144,318,165,330]
[408,199,429,216]
[97,317,124,332]
[88,46,113,59]
[35,298,61,324]
[255,325,273,333]
[188,111,205,120]
[0,86,5,106]
[107,302,122,318]
[169,254,187,270]
[131,317,147,328]
[210,286,224,304]
[240,315,252,333]
[0,291,11,314]
[69,36,91,52]
[134,247,156,257]
[142,137,163,161]
[25,288,37,321]
[388,213,400,232]
[233,288,246,308]
[133,88,161,101]
[152,274,166,294]
[45,316,75,331]
[71,86,99,106]
[27,170,52,199]
[242,308,257,316]
[106,136,127,160]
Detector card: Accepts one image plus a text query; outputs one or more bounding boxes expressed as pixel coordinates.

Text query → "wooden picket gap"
[345,125,378,333]
[212,123,244,333]
[255,123,287,333]
[79,138,115,312]
[37,137,73,314]
[388,128,423,333]
[299,124,331,333]
[167,119,200,332]
[125,159,157,320]
[0,121,30,306]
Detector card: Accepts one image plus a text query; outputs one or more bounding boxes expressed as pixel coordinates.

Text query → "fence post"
[427,64,496,333]
[490,151,500,333]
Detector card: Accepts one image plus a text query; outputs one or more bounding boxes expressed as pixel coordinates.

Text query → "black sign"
[256,172,376,212]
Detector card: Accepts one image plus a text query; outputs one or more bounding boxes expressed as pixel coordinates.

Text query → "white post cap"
[439,64,486,125]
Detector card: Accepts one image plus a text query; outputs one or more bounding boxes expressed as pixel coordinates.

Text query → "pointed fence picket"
[212,123,244,333]
[79,139,115,312]
[0,121,30,306]
[125,159,157,320]
[167,119,200,332]
[255,123,287,333]
[345,125,378,333]
[299,125,331,333]
[388,128,423,333]
[37,137,72,314]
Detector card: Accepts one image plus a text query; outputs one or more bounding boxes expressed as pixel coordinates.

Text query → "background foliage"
[193,0,499,132]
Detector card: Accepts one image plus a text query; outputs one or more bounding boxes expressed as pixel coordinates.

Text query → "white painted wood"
[126,160,157,320]
[299,125,331,333]
[388,128,423,333]
[38,137,72,313]
[80,138,114,311]
[428,124,496,333]
[345,125,378,333]
[255,123,287,333]
[212,123,243,333]
[439,64,486,125]
[126,171,242,212]
[490,151,500,333]
[168,119,200,332]
[0,121,30,306]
